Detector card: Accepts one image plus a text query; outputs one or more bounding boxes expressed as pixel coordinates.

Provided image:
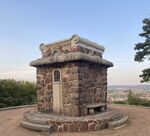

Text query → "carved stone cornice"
[30,52,113,67]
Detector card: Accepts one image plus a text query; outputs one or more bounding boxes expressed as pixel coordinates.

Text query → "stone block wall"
[36,66,53,113]
[78,62,107,116]
[36,62,80,116]
[36,61,107,117]
[40,40,72,58]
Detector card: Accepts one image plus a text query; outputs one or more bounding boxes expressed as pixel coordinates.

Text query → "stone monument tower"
[30,34,113,116]
[21,35,128,132]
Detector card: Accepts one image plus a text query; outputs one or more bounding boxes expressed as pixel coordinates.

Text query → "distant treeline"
[0,79,36,108]
[113,91,150,107]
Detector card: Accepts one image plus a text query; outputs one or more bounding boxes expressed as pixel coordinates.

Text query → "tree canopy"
[134,18,150,82]
[0,79,36,108]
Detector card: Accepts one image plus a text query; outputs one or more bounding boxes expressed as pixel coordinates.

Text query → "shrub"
[0,103,8,108]
[0,79,36,108]
[127,90,150,107]
[113,100,127,104]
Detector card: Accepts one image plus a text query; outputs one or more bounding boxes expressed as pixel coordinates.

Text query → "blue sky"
[0,0,149,85]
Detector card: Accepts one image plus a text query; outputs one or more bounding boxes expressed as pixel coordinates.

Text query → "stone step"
[20,120,53,132]
[112,114,123,121]
[108,116,128,129]
[25,116,49,125]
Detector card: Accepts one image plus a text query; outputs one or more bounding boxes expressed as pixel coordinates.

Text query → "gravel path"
[0,104,150,136]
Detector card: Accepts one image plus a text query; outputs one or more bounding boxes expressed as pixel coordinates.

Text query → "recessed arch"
[53,69,61,82]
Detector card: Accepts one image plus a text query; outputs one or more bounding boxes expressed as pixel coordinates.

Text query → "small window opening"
[54,70,60,82]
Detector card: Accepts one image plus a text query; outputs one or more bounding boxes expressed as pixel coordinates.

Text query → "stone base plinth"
[20,107,127,132]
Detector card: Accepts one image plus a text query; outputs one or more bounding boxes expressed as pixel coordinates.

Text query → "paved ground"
[0,104,150,136]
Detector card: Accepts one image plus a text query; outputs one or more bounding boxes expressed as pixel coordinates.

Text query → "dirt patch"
[0,104,150,136]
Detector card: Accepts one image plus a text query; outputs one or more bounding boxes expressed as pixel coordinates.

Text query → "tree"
[134,18,150,82]
[0,79,36,108]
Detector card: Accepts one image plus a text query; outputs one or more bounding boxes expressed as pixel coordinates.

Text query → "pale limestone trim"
[78,42,103,54]
[53,82,63,114]
[30,52,113,67]
[71,34,105,52]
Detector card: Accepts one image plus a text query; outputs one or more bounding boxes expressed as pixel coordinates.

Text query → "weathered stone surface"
[30,52,113,67]
[20,120,52,132]
[21,108,127,132]
[20,35,128,133]
[30,35,113,67]
[108,116,128,129]
[39,34,105,59]
[30,35,113,116]
[68,123,78,132]
[35,61,108,116]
